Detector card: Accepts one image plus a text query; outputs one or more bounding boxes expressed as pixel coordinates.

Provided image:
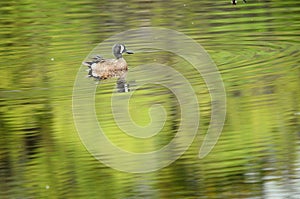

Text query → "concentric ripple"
[72,27,226,173]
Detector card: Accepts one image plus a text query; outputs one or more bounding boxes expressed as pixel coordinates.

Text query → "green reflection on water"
[0,0,299,198]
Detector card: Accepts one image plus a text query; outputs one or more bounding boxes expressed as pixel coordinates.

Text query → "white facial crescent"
[120,45,125,54]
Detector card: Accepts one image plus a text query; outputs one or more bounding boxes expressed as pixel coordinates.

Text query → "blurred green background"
[0,0,299,198]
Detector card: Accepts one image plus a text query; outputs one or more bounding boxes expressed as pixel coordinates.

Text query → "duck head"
[113,44,134,59]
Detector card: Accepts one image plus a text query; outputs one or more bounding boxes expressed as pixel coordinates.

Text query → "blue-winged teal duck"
[84,44,133,80]
[83,44,134,92]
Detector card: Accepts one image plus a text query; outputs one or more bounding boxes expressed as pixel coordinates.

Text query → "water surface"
[0,0,300,198]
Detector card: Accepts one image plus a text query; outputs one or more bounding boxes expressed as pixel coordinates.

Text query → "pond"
[0,0,299,198]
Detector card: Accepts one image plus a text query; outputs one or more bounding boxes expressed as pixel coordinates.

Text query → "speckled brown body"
[91,57,128,79]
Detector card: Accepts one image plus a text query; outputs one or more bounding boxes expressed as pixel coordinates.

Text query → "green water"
[1,0,300,198]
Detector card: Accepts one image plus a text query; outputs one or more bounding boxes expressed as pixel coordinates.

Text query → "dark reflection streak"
[0,111,13,194]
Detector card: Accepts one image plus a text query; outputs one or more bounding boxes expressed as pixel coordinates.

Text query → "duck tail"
[83,61,93,68]
[82,55,103,68]
[83,55,103,78]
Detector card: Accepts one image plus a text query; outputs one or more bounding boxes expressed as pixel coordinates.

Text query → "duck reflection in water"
[83,44,134,92]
